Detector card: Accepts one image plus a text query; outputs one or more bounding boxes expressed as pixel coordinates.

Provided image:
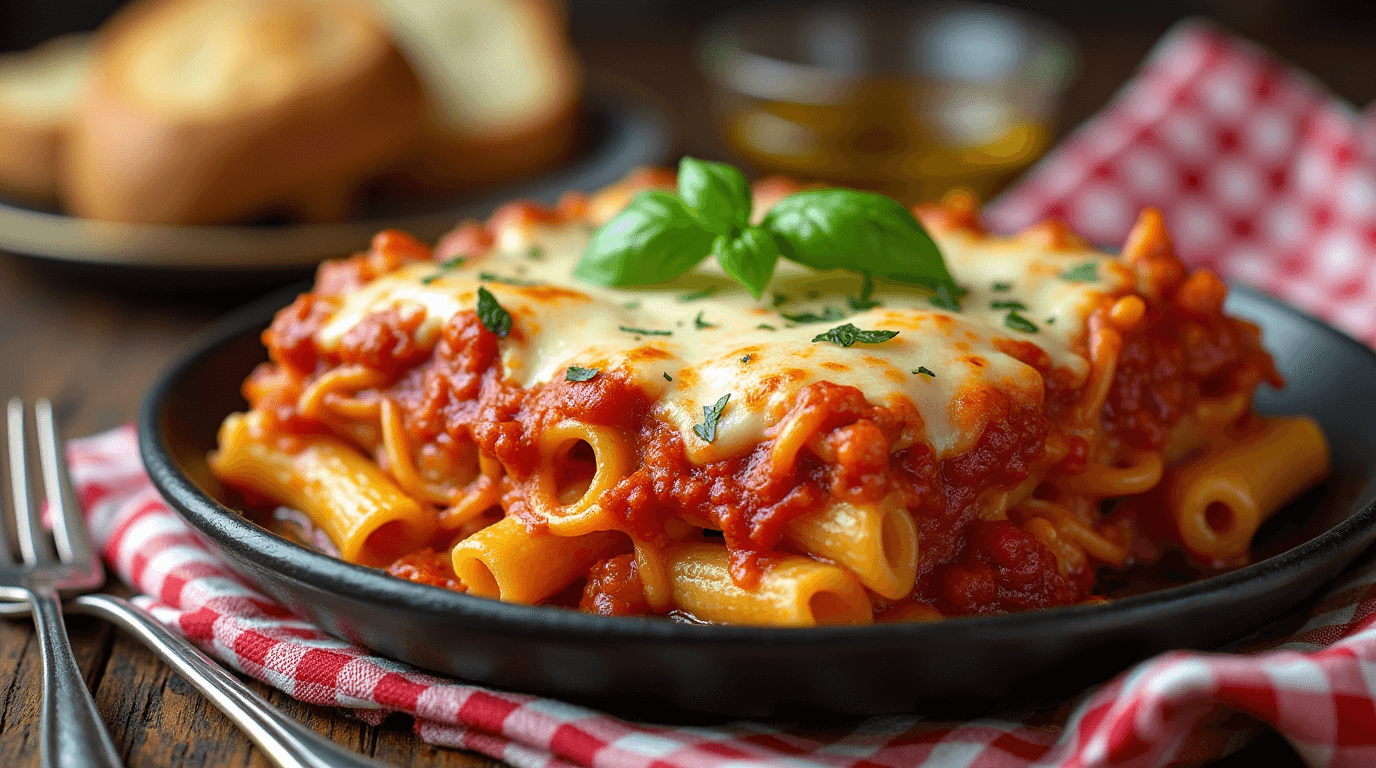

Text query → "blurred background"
[4,0,1376,227]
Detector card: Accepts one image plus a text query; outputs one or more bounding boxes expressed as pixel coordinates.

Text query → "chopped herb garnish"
[812,323,900,347]
[527,247,543,260]
[1004,310,1038,333]
[1046,317,1056,324]
[913,366,936,377]
[692,394,731,443]
[929,283,963,312]
[1061,262,1098,282]
[663,372,672,381]
[694,311,714,330]
[991,299,1027,310]
[772,293,791,307]
[421,273,443,285]
[624,301,640,309]
[678,287,716,302]
[619,325,672,336]
[848,273,882,311]
[476,286,512,337]
[930,284,963,311]
[565,366,598,382]
[741,354,752,363]
[478,271,539,286]
[780,306,845,324]
[757,323,776,331]
[992,281,1012,292]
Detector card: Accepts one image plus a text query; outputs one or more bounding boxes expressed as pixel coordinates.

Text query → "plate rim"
[139,283,1376,646]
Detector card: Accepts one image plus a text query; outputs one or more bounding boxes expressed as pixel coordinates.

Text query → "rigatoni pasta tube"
[666,542,873,626]
[210,412,436,566]
[783,497,918,600]
[451,517,625,604]
[1167,416,1329,562]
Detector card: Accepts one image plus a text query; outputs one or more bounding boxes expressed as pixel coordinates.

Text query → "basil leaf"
[757,323,776,331]
[565,366,598,382]
[1004,310,1038,333]
[763,189,956,290]
[780,306,845,324]
[678,157,751,235]
[575,190,716,286]
[991,299,1027,310]
[476,286,512,337]
[713,227,780,299]
[913,366,936,377]
[440,255,466,269]
[694,311,714,330]
[663,372,672,381]
[812,323,900,347]
[619,325,673,336]
[992,281,1012,291]
[1061,262,1098,282]
[692,393,731,443]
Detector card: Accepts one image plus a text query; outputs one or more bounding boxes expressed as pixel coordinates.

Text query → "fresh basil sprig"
[574,157,959,301]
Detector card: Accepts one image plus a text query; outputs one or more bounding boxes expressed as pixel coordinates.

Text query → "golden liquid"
[720,79,1050,204]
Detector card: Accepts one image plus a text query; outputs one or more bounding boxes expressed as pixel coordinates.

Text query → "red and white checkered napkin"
[985,18,1376,346]
[65,423,1376,768]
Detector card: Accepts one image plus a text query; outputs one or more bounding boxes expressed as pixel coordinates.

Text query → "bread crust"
[0,35,95,205]
[63,0,427,224]
[386,0,582,190]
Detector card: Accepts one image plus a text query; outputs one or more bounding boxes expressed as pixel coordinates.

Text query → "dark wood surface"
[1,10,1372,766]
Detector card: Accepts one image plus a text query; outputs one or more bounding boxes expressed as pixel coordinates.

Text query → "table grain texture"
[0,12,1372,767]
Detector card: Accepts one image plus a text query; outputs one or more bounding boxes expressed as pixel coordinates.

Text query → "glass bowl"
[698,1,1077,203]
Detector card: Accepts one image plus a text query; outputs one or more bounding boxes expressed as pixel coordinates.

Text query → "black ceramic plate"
[139,286,1376,717]
[0,74,670,273]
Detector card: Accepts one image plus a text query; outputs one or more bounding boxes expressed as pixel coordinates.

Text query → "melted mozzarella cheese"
[316,222,1132,463]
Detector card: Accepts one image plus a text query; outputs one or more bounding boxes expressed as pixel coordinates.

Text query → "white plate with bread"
[0,0,672,271]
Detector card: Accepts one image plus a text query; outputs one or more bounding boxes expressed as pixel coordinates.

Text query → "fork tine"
[7,398,53,564]
[36,399,91,567]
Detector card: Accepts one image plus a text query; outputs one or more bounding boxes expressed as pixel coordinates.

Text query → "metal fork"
[0,399,386,768]
[2,398,121,768]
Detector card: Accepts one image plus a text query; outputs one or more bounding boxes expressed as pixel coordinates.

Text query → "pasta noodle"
[450,517,625,603]
[666,543,873,626]
[210,412,435,566]
[1165,416,1328,563]
[207,172,1331,626]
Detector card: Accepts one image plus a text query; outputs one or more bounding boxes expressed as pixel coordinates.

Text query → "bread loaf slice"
[64,0,427,224]
[371,0,581,189]
[0,35,95,205]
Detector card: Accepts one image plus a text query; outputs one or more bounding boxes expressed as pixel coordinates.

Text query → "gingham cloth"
[984,18,1376,345]
[64,18,1376,768]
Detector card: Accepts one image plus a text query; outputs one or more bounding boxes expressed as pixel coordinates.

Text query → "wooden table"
[0,10,1372,766]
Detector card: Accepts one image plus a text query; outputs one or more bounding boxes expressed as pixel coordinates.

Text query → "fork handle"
[70,594,389,768]
[27,588,123,768]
